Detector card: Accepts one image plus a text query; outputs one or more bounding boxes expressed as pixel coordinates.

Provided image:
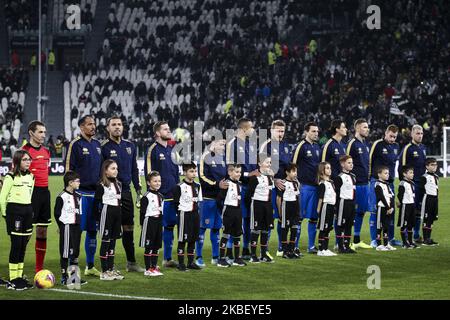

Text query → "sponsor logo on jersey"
[82,147,89,155]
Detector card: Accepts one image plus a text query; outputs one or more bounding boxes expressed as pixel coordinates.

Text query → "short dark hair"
[78,115,94,127]
[227,163,241,171]
[153,121,168,134]
[64,170,80,187]
[386,124,399,133]
[304,122,318,132]
[330,119,344,135]
[28,120,46,134]
[146,171,161,182]
[401,165,414,177]
[237,117,251,129]
[425,157,437,166]
[354,118,367,129]
[339,155,352,164]
[106,115,122,126]
[376,165,389,175]
[271,120,285,128]
[182,162,197,172]
[285,163,297,173]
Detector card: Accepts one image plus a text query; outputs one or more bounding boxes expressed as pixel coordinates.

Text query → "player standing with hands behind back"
[101,116,144,272]
[65,115,102,276]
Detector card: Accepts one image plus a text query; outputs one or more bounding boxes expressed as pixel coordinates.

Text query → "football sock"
[308,220,317,249]
[35,237,47,273]
[163,226,174,261]
[211,229,220,258]
[353,212,364,243]
[122,230,136,263]
[260,231,268,256]
[233,237,240,259]
[187,242,195,265]
[99,240,109,272]
[277,222,282,251]
[250,232,259,256]
[85,231,97,268]
[196,228,206,259]
[177,242,185,265]
[369,213,377,242]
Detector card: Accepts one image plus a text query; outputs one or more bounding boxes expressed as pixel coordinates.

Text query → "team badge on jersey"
[126,147,132,155]
[394,149,398,155]
[96,147,101,155]
[316,150,320,157]
[285,147,289,154]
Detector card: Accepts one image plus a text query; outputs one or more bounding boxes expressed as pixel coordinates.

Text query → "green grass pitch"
[0,176,449,300]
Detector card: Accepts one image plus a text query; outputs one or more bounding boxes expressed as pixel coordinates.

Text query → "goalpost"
[443,127,450,178]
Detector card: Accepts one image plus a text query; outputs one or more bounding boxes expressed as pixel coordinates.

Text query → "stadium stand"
[1,0,446,157]
[0,67,28,157]
[55,0,97,32]
[4,0,48,32]
[63,0,448,158]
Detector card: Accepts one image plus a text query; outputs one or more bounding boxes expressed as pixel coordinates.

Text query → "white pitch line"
[49,288,168,300]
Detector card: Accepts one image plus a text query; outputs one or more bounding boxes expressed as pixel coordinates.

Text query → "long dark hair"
[12,150,32,176]
[100,159,117,187]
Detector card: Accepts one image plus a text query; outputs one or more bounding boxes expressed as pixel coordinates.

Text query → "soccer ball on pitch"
[34,270,56,289]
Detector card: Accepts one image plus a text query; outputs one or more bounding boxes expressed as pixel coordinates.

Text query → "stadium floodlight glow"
[443,127,450,178]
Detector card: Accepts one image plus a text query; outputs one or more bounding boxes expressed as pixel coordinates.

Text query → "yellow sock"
[18,263,24,278]
[9,263,18,281]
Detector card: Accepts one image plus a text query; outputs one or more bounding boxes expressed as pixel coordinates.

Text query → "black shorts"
[317,203,335,232]
[6,203,33,236]
[250,200,274,231]
[421,195,438,222]
[121,191,134,226]
[99,205,122,240]
[279,200,300,228]
[376,206,392,230]
[177,211,200,243]
[32,187,51,227]
[336,199,355,227]
[222,206,242,237]
[58,223,82,259]
[398,203,415,228]
[140,215,163,249]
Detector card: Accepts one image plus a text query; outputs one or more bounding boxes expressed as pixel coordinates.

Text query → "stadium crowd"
[0,67,28,158]
[63,0,449,158]
[4,0,48,31]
